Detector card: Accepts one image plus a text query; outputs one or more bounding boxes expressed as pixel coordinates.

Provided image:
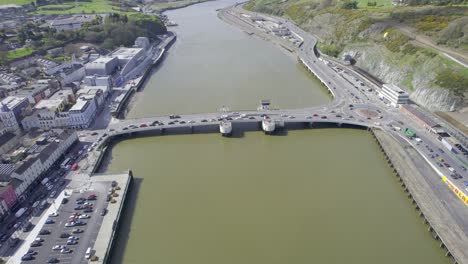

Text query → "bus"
[60,158,71,169]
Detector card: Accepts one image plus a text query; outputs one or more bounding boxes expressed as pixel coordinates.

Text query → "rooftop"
[69,99,89,112]
[401,105,439,128]
[383,83,408,94]
[34,98,64,111]
[50,15,95,27]
[0,96,27,112]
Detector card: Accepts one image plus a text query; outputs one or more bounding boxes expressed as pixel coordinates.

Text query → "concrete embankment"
[370,129,468,264]
[112,33,177,118]
[90,171,133,263]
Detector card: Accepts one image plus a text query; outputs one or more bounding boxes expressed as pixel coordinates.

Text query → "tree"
[341,0,358,9]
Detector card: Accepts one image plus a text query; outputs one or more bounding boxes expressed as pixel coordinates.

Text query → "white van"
[85,247,92,259]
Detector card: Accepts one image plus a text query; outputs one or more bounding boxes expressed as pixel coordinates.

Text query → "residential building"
[7,129,77,198]
[379,84,409,107]
[12,83,51,104]
[69,99,97,129]
[21,90,75,130]
[0,163,17,209]
[0,96,30,132]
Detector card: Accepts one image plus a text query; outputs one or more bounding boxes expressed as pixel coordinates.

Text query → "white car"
[188,120,195,124]
[47,185,53,191]
[78,214,90,219]
[61,248,72,254]
[53,245,65,251]
[49,212,59,217]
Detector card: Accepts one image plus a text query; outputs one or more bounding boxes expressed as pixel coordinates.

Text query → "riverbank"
[91,171,133,263]
[371,129,468,264]
[151,0,216,12]
[111,33,176,119]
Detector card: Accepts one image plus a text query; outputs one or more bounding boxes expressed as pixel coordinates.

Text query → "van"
[85,247,92,259]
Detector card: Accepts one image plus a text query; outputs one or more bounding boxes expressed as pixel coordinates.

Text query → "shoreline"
[218,5,468,263]
[152,0,217,13]
[91,3,468,264]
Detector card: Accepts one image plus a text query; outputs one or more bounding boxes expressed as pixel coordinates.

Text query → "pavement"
[7,181,111,264]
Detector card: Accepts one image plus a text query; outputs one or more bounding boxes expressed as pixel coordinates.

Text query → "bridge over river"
[80,5,468,264]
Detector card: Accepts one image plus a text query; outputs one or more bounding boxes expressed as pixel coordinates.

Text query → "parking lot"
[18,181,110,264]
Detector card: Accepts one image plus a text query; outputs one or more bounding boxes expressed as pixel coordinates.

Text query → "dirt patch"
[356,108,379,118]
[435,111,468,135]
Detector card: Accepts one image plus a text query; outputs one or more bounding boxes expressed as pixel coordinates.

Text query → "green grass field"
[0,0,33,5]
[356,0,393,8]
[151,0,211,12]
[6,47,34,60]
[33,0,118,14]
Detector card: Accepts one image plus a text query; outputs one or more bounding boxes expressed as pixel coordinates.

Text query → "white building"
[84,57,119,76]
[49,15,95,31]
[0,96,30,132]
[10,130,77,198]
[21,90,75,130]
[380,84,409,107]
[69,99,97,129]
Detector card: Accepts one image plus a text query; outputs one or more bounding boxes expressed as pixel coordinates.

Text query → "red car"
[443,163,450,167]
[313,113,319,117]
[140,124,148,128]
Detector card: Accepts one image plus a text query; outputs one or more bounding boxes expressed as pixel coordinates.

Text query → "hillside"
[244,0,468,111]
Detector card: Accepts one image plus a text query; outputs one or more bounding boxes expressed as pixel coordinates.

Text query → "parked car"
[66,240,78,245]
[47,257,59,263]
[45,219,55,224]
[30,241,42,247]
[21,254,34,261]
[61,247,72,254]
[72,229,83,234]
[101,208,108,216]
[39,229,50,235]
[53,245,65,251]
[49,212,59,217]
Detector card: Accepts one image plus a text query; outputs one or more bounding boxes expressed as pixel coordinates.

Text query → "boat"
[219,120,232,137]
[262,117,275,135]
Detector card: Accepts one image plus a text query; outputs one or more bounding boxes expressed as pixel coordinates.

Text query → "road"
[74,5,468,263]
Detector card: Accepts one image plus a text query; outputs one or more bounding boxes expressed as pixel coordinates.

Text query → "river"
[105,0,450,263]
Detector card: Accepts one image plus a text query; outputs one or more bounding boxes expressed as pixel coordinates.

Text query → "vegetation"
[244,0,468,109]
[341,0,359,9]
[151,0,212,12]
[0,12,165,65]
[6,47,34,60]
[83,13,166,49]
[0,0,32,5]
[32,0,124,14]
[435,69,468,96]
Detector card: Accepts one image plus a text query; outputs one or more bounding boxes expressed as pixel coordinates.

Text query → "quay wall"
[298,57,336,98]
[370,128,468,264]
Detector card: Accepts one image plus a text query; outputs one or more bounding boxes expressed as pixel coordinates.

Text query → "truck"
[15,208,26,218]
[404,128,416,138]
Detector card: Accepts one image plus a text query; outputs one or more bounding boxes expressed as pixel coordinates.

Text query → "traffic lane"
[393,126,467,191]
[393,133,468,231]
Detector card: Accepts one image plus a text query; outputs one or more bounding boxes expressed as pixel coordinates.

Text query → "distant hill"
[244,0,467,111]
